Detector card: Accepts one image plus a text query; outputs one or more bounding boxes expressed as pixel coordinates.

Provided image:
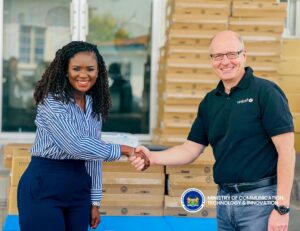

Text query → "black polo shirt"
[188,67,294,184]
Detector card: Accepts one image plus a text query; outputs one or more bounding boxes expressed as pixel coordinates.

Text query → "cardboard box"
[164,91,205,104]
[165,72,218,83]
[166,152,215,176]
[281,39,300,58]
[3,144,31,169]
[293,113,300,133]
[247,55,281,64]
[229,17,284,35]
[7,186,18,215]
[287,94,300,113]
[103,157,164,173]
[165,82,215,95]
[168,174,217,192]
[279,60,300,75]
[152,135,187,146]
[102,172,165,195]
[3,144,31,157]
[101,194,164,207]
[99,207,163,216]
[232,0,277,2]
[167,52,210,64]
[232,2,287,18]
[163,104,198,114]
[170,22,227,32]
[166,44,209,55]
[11,156,31,187]
[245,40,281,53]
[279,76,300,93]
[168,184,217,197]
[166,164,213,176]
[164,196,216,217]
[170,1,230,15]
[162,111,196,126]
[169,37,211,47]
[170,14,228,24]
[253,71,279,79]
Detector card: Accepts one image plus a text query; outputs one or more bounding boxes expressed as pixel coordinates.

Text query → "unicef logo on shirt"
[181,188,205,213]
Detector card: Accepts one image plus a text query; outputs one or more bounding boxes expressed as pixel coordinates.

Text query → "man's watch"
[274,204,290,215]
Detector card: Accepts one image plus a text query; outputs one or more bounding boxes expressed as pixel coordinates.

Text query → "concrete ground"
[0,153,299,230]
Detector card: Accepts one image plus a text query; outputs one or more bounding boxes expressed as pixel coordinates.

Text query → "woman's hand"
[129,145,152,171]
[90,205,101,229]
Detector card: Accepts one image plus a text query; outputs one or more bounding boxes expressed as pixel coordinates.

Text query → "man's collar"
[214,67,253,95]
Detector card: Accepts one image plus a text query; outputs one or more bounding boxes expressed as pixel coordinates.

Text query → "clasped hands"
[122,146,151,171]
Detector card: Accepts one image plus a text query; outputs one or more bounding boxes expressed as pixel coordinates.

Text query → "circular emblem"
[204,166,211,174]
[201,209,208,217]
[249,98,253,103]
[121,208,128,214]
[181,188,205,213]
[121,185,128,193]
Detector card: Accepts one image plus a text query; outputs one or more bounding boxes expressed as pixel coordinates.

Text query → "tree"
[87,14,129,44]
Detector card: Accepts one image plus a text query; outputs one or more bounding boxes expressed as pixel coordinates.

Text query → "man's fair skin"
[209,31,246,94]
[131,31,295,231]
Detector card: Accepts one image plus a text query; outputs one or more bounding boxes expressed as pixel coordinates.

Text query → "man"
[108,62,133,113]
[130,31,295,231]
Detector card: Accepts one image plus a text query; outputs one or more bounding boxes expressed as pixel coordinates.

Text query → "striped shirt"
[31,94,121,205]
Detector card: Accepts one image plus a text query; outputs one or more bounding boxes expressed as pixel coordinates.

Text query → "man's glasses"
[210,50,244,61]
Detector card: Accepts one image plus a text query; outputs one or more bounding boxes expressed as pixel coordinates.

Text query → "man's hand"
[129,146,152,171]
[268,209,289,231]
[90,205,101,229]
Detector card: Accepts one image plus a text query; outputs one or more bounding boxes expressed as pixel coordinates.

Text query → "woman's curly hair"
[34,41,111,121]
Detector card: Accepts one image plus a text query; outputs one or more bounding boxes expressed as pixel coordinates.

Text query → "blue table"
[3,215,217,231]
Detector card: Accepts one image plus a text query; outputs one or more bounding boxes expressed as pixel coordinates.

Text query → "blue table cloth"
[3,215,217,231]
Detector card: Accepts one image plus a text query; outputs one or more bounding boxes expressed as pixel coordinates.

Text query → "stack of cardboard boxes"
[164,147,216,217]
[154,0,287,146]
[101,158,165,216]
[3,144,31,215]
[230,0,287,83]
[3,143,166,217]
[154,0,231,146]
[279,39,300,152]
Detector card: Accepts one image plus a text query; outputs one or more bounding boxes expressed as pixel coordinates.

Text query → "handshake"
[121,146,152,171]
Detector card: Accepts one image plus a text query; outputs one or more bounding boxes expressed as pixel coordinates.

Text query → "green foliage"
[87,14,129,44]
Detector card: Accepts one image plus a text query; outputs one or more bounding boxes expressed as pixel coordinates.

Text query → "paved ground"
[0,153,299,230]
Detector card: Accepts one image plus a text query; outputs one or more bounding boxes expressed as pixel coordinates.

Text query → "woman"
[17,41,148,231]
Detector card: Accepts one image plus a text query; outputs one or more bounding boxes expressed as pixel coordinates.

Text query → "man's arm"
[268,132,295,231]
[151,140,206,166]
[272,132,295,206]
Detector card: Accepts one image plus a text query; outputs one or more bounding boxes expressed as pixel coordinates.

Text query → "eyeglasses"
[210,50,244,61]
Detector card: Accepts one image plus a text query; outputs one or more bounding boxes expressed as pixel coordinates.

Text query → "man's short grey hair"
[209,32,245,52]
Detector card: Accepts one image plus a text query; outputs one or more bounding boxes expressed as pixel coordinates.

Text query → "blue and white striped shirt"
[31,94,121,204]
